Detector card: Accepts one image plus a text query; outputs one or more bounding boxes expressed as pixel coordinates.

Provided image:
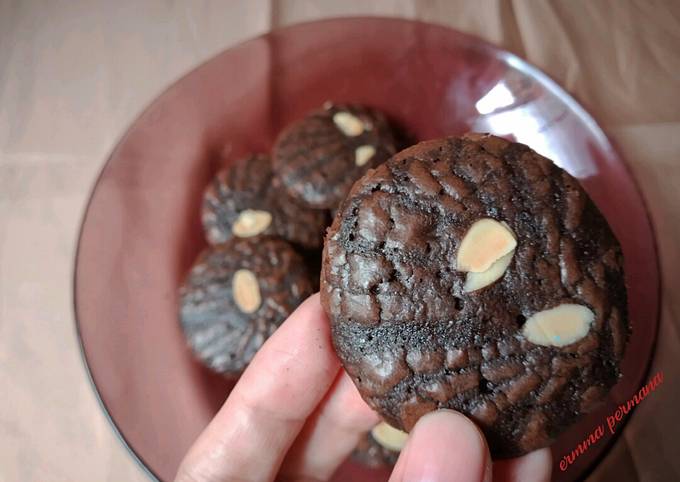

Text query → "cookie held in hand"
[180,236,313,376]
[320,134,629,458]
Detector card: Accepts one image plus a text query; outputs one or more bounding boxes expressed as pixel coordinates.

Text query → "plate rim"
[72,15,661,482]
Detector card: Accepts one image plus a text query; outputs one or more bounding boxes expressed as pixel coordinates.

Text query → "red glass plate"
[74,17,659,482]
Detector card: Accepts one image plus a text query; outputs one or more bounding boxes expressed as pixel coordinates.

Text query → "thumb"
[389,410,492,482]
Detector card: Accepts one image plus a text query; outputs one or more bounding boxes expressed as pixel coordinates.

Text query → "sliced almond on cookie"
[464,249,514,292]
[333,111,365,137]
[457,218,517,273]
[371,422,409,452]
[355,145,376,167]
[232,209,272,237]
[233,269,262,313]
[522,304,594,347]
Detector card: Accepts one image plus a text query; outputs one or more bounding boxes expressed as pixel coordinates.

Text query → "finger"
[493,448,552,482]
[279,370,380,480]
[175,294,340,482]
[389,410,492,482]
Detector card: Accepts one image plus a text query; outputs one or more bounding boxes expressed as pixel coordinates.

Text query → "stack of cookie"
[178,103,398,378]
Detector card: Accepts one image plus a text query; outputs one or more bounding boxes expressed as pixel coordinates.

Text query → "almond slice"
[522,304,594,347]
[333,111,364,137]
[371,422,409,452]
[464,249,514,292]
[232,269,261,313]
[355,145,376,167]
[232,209,272,237]
[457,218,517,273]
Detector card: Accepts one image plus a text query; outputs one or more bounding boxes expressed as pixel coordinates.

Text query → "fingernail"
[394,410,492,482]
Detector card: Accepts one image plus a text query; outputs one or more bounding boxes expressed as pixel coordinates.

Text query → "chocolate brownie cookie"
[273,103,398,209]
[321,134,629,458]
[352,422,405,468]
[180,236,313,376]
[202,154,327,249]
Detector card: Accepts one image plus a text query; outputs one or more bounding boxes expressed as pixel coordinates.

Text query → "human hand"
[175,294,552,482]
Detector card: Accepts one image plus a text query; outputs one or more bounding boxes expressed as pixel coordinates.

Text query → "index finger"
[175,294,340,482]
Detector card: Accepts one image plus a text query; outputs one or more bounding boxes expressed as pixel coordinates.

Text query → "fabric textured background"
[1,1,678,480]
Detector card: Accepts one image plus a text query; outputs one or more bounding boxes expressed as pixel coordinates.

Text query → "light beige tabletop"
[1,1,679,481]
